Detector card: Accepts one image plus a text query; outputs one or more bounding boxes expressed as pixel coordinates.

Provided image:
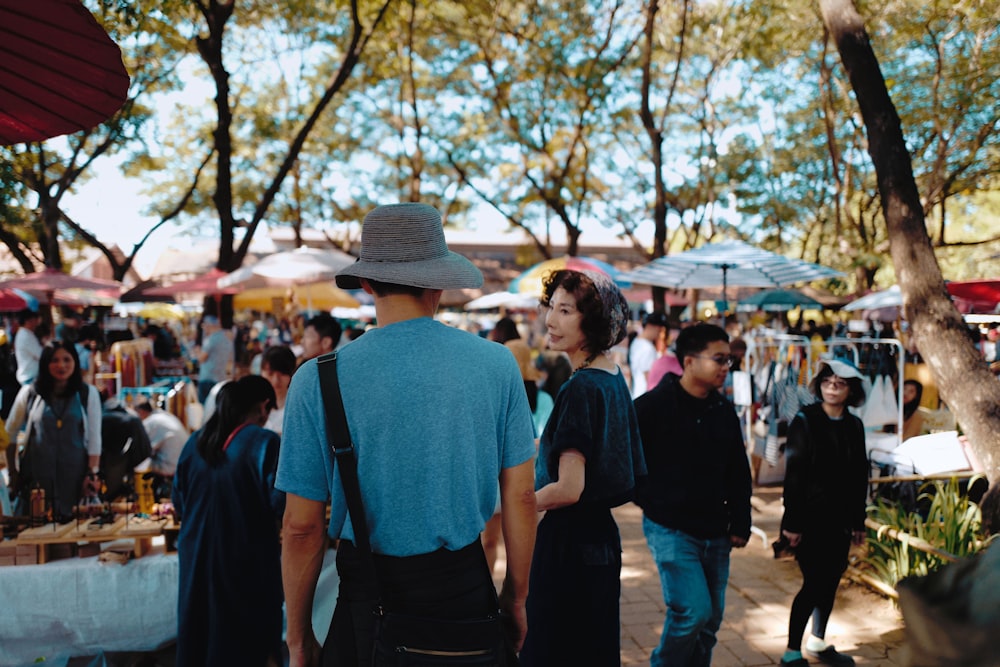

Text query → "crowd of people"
[6,201,991,666]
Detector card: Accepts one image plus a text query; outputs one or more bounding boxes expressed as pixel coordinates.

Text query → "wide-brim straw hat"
[505,340,541,382]
[336,203,483,290]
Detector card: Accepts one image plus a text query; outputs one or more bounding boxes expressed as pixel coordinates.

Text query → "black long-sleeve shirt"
[781,402,869,535]
[633,374,752,541]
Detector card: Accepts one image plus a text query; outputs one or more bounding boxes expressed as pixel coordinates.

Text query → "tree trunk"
[819,0,1000,531]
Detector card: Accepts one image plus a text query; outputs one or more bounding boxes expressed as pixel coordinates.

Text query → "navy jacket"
[633,374,752,541]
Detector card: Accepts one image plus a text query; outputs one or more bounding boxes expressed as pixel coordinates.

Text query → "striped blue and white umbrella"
[620,240,842,302]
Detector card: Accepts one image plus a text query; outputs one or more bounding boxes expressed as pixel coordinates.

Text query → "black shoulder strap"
[316,352,376,564]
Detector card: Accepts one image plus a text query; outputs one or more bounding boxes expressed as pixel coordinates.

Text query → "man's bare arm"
[498,459,537,651]
[282,493,327,667]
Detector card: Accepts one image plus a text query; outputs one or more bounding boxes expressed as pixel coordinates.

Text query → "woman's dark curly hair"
[808,363,867,408]
[540,270,617,356]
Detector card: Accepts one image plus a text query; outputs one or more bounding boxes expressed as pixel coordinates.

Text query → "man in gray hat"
[278,203,538,666]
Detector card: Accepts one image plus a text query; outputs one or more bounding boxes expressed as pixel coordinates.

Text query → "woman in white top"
[6,340,102,521]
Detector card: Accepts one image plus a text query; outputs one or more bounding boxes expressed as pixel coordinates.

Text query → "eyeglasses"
[692,354,735,368]
[821,378,849,390]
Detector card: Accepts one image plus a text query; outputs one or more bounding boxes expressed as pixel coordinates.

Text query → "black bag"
[372,608,509,666]
[317,353,510,667]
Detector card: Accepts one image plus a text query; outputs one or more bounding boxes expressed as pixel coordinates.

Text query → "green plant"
[863,475,996,590]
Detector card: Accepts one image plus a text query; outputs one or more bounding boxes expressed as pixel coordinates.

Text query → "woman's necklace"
[573,352,601,375]
[50,395,71,429]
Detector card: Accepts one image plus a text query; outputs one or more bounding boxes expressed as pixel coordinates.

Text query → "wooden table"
[13,515,170,563]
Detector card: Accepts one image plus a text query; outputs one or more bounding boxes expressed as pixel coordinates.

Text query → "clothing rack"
[742,334,813,486]
[744,333,814,381]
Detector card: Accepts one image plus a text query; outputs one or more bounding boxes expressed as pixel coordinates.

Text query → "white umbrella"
[464,292,540,311]
[217,246,356,289]
[842,285,903,321]
[842,285,902,311]
[621,240,843,302]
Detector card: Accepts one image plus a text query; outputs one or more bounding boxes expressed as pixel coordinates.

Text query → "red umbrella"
[145,268,239,297]
[0,288,37,312]
[946,279,1000,311]
[0,0,130,145]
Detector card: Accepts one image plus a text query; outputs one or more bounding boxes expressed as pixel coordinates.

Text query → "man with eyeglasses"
[633,322,752,667]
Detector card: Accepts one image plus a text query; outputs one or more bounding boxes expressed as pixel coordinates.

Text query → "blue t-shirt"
[276,317,536,557]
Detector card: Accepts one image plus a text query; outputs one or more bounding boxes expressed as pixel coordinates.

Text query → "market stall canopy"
[736,288,824,312]
[841,285,902,321]
[0,267,122,293]
[118,279,177,304]
[842,285,902,312]
[464,291,540,311]
[508,256,630,297]
[233,283,359,313]
[0,0,130,144]
[145,268,238,298]
[135,303,186,321]
[620,240,842,302]
[945,279,1000,312]
[217,247,356,289]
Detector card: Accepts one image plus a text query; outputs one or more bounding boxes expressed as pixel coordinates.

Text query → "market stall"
[0,544,340,664]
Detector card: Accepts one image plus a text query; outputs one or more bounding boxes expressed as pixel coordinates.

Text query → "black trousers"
[322,539,512,667]
[787,528,852,650]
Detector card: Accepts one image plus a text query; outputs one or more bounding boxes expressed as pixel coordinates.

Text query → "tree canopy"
[0,0,997,292]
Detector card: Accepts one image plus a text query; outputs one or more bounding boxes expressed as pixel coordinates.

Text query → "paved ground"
[616,486,906,666]
[97,487,906,666]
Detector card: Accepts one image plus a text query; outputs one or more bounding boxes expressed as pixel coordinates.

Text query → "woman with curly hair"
[520,269,646,666]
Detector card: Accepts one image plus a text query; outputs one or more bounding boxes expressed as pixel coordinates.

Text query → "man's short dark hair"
[674,323,729,365]
[17,309,39,325]
[305,313,343,345]
[642,311,669,328]
[365,279,426,298]
[261,345,297,376]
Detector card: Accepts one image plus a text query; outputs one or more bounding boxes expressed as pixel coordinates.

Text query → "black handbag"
[317,352,510,667]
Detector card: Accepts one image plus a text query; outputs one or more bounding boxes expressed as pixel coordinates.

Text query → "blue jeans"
[643,517,731,667]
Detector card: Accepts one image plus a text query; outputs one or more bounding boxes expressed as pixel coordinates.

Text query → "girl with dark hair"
[172,374,284,666]
[779,359,869,667]
[520,269,645,666]
[6,340,102,521]
[901,379,924,441]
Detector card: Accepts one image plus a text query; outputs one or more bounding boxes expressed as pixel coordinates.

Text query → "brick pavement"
[617,487,906,666]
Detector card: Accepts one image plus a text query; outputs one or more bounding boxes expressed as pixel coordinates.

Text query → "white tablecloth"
[0,549,179,665]
[0,546,339,666]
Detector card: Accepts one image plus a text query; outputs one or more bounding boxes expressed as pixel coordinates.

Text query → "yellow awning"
[233,283,359,312]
